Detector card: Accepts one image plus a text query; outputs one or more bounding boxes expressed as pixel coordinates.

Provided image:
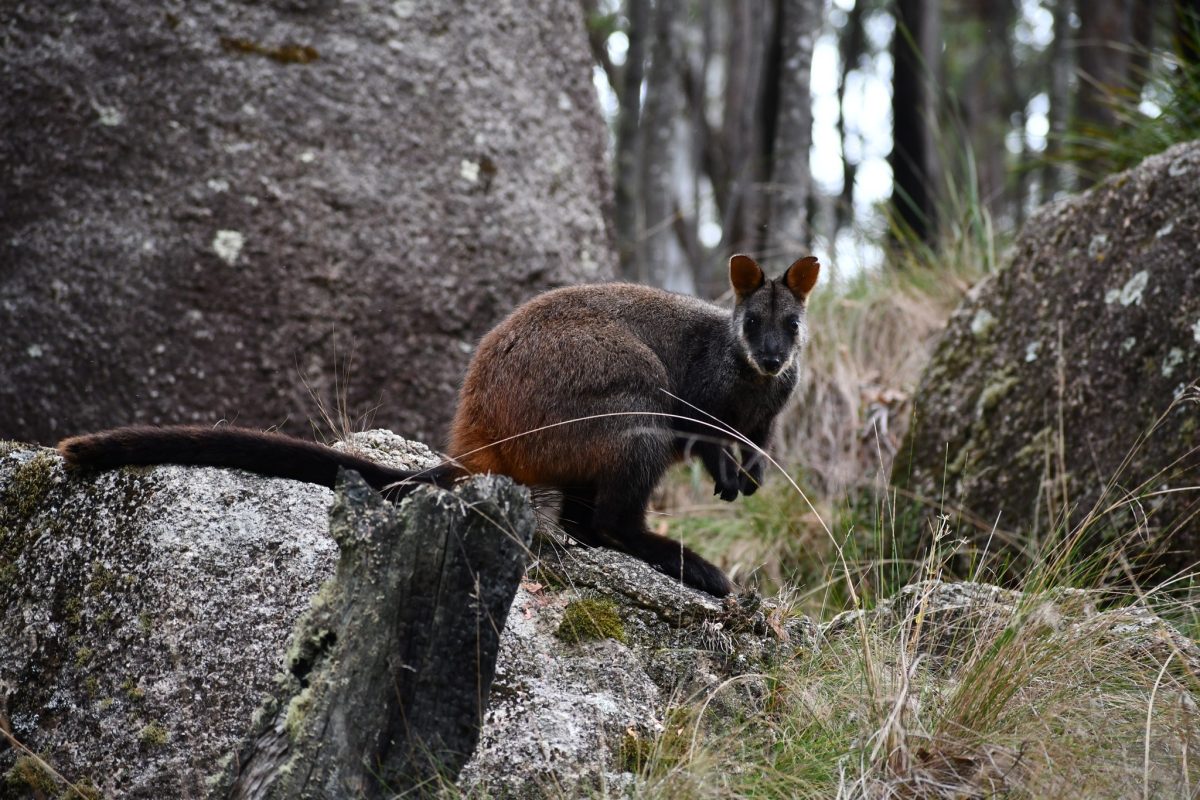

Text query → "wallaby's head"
[728,254,820,377]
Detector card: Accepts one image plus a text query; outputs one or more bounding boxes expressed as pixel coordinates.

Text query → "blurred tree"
[582,0,1193,281]
[1075,0,1160,180]
[1044,0,1075,200]
[834,0,868,236]
[888,0,941,245]
[591,0,820,293]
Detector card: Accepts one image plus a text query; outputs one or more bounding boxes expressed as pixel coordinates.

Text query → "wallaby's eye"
[745,315,760,330]
[788,317,801,333]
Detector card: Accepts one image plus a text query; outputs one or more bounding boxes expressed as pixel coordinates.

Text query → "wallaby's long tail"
[57,425,462,496]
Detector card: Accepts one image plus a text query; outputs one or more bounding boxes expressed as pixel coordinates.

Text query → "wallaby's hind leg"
[558,485,604,547]
[588,479,735,597]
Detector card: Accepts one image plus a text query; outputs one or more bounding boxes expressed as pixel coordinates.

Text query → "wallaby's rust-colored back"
[58,254,819,596]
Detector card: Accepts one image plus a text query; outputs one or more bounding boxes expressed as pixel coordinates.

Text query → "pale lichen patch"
[1162,347,1185,377]
[1192,319,1200,344]
[212,230,244,266]
[460,159,480,183]
[970,309,996,337]
[1107,270,1149,306]
[92,100,124,127]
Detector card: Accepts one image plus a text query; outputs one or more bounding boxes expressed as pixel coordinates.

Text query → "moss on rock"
[556,598,627,644]
[897,142,1200,579]
[4,755,58,795]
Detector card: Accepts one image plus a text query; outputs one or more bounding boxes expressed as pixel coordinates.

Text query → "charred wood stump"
[219,470,534,798]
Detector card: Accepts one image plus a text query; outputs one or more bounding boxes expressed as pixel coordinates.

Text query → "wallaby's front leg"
[737,425,773,496]
[693,438,741,502]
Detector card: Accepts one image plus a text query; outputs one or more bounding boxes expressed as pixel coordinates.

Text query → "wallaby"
[59,254,819,596]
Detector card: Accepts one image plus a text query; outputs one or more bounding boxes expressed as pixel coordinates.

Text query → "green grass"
[1058,23,1200,182]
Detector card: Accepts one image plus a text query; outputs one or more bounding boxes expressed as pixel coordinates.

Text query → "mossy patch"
[284,686,314,742]
[86,563,117,596]
[4,450,57,522]
[618,707,694,777]
[973,368,1018,419]
[0,451,66,618]
[555,598,626,644]
[67,778,104,800]
[4,755,58,795]
[617,729,654,773]
[74,646,94,669]
[122,677,145,702]
[139,722,169,747]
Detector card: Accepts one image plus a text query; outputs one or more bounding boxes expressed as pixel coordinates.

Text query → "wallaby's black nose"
[762,356,783,373]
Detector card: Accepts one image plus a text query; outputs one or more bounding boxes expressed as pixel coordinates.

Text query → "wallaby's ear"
[783,255,820,300]
[729,254,765,298]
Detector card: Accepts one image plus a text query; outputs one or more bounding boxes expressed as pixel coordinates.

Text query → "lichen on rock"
[898,141,1200,577]
[0,444,337,798]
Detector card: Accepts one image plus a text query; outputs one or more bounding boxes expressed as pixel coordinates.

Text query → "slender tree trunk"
[1076,0,1136,179]
[615,0,648,279]
[765,0,820,258]
[639,0,695,292]
[1044,0,1075,198]
[720,0,775,256]
[835,0,867,236]
[889,0,941,245]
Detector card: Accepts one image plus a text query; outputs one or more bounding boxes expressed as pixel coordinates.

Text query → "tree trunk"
[639,0,696,292]
[1076,0,1137,179]
[889,0,941,245]
[222,471,533,797]
[764,0,820,258]
[958,0,1019,226]
[719,0,775,256]
[0,0,614,446]
[1044,0,1075,198]
[615,0,649,279]
[835,0,867,237]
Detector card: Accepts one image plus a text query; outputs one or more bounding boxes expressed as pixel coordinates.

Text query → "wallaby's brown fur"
[58,254,818,596]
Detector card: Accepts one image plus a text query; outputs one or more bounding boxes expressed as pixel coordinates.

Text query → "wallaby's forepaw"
[714,478,740,502]
[738,460,763,497]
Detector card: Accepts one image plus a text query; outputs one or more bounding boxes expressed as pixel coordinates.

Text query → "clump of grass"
[629,513,1200,799]
[1059,23,1200,182]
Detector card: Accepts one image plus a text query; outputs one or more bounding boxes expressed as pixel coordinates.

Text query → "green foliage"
[1061,26,1200,179]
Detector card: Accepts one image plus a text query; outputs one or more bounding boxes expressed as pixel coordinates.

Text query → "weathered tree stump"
[219,470,534,798]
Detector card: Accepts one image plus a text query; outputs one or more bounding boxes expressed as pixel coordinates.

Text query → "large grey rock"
[897,141,1200,576]
[0,0,615,446]
[0,433,817,798]
[0,444,339,798]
